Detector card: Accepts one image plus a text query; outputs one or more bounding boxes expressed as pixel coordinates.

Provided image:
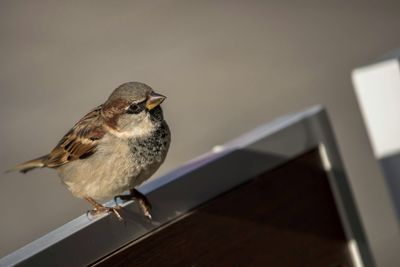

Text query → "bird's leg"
[85,197,123,221]
[114,189,152,219]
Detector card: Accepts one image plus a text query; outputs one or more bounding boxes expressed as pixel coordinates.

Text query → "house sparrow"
[9,82,171,220]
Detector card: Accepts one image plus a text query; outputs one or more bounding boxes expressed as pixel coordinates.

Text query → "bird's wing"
[45,105,106,168]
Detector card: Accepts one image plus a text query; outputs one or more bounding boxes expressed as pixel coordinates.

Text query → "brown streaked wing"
[45,105,106,168]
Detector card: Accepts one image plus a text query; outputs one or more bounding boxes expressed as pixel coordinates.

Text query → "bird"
[8,82,171,221]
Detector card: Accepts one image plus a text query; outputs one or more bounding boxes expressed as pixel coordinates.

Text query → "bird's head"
[101,82,166,138]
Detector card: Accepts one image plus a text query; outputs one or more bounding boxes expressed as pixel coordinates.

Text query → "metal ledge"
[0,106,374,267]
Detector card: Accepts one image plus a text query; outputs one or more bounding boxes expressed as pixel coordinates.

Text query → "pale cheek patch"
[105,114,156,139]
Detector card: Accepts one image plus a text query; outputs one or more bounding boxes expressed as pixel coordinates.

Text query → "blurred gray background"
[1,0,400,263]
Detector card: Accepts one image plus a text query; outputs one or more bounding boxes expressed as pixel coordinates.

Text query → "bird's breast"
[58,121,170,201]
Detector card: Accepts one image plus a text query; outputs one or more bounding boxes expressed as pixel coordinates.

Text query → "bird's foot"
[114,189,152,220]
[87,205,123,221]
[85,197,123,221]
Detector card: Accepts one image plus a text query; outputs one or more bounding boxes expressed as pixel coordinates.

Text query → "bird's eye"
[127,104,143,114]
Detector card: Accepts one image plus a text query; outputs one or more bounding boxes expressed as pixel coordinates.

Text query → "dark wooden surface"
[93,149,354,267]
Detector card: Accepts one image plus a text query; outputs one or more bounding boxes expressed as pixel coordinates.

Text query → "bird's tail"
[6,155,49,173]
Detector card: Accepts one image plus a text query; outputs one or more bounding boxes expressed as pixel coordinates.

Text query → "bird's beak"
[146,92,167,110]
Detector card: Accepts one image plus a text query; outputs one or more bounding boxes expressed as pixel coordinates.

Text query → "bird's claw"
[87,205,123,221]
[114,193,152,220]
[143,210,152,220]
[137,199,152,220]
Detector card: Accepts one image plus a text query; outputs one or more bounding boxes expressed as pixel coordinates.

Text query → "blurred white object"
[352,59,400,158]
[352,58,400,220]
